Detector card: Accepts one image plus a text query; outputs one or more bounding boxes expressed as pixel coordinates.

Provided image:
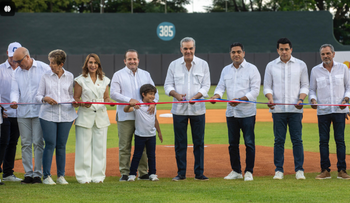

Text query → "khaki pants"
[117,119,148,176]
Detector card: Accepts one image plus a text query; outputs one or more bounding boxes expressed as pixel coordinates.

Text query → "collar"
[50,68,67,77]
[321,60,338,70]
[124,66,138,75]
[231,59,247,69]
[277,56,295,64]
[5,60,11,69]
[181,55,197,65]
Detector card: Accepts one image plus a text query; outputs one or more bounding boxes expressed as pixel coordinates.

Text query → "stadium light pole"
[131,0,133,13]
[225,0,228,12]
[165,0,167,14]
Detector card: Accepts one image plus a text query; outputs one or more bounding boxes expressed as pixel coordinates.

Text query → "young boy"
[124,84,163,181]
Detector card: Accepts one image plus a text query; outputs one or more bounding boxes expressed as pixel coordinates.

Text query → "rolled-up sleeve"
[263,63,273,96]
[214,69,226,98]
[344,65,350,98]
[110,73,131,103]
[309,68,317,102]
[164,62,175,96]
[35,75,46,103]
[197,62,210,98]
[245,67,261,101]
[10,71,19,102]
[299,63,309,95]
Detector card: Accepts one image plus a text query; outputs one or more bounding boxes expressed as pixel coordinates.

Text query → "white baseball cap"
[7,42,22,57]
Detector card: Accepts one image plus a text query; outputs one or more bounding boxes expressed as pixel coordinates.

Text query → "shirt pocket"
[174,73,184,93]
[193,72,204,85]
[238,75,249,89]
[224,75,233,91]
[316,77,327,89]
[174,73,184,85]
[334,74,344,86]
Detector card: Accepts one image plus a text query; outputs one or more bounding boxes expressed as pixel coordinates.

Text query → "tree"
[206,0,350,45]
[13,0,190,13]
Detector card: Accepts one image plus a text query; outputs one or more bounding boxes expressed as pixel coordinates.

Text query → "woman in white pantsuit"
[73,53,114,184]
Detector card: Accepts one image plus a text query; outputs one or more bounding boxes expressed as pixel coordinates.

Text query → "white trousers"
[74,124,107,183]
[17,117,44,177]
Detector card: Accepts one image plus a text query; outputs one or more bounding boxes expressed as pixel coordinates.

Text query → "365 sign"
[157,22,175,41]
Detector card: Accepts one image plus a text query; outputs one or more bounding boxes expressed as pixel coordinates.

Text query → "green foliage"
[13,0,190,13]
[207,0,350,45]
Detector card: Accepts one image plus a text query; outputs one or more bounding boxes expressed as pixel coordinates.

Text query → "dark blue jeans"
[129,135,156,175]
[318,113,346,172]
[272,113,304,173]
[40,119,73,178]
[173,114,205,177]
[0,117,20,177]
[226,116,256,174]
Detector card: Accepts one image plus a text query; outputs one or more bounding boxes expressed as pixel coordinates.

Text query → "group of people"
[0,37,349,186]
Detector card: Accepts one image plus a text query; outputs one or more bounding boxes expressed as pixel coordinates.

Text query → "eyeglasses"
[13,55,27,64]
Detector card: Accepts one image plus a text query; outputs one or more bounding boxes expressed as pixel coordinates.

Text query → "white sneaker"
[273,171,284,180]
[244,171,253,181]
[296,170,306,180]
[149,174,159,181]
[2,175,22,182]
[43,176,56,185]
[224,170,243,180]
[128,175,136,182]
[57,176,69,185]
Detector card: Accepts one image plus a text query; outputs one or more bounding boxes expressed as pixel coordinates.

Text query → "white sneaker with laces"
[295,170,306,180]
[43,176,56,185]
[273,171,284,180]
[2,175,22,182]
[128,175,136,182]
[224,170,243,180]
[57,176,69,184]
[149,174,159,181]
[244,171,253,181]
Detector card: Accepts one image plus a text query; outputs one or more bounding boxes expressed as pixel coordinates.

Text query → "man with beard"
[309,44,350,180]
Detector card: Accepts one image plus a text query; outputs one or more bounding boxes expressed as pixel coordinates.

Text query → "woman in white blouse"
[35,50,77,185]
[73,53,114,184]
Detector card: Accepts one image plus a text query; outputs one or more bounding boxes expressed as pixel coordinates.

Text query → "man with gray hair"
[309,44,350,180]
[164,37,211,181]
[10,47,50,184]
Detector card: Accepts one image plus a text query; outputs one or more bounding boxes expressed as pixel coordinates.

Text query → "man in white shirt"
[263,38,309,180]
[309,44,350,180]
[10,47,50,184]
[164,37,211,181]
[0,94,3,185]
[110,49,159,181]
[0,42,23,183]
[210,42,261,181]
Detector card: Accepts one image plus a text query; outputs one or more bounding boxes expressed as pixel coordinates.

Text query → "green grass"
[2,172,350,202]
[5,86,347,202]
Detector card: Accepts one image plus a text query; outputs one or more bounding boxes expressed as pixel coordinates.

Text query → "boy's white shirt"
[133,102,157,137]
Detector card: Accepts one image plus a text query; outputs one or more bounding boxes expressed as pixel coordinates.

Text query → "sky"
[184,0,212,13]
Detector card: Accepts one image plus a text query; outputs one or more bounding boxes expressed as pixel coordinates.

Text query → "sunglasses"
[13,55,27,64]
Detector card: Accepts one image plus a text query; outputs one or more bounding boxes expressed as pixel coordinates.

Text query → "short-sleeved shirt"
[134,102,157,137]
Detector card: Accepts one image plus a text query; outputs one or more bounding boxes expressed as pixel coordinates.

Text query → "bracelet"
[298,99,304,102]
